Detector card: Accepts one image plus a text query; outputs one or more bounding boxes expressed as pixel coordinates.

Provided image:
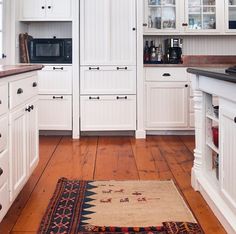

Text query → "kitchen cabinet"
[38,65,72,131]
[225,0,236,32]
[80,95,136,131]
[80,0,136,65]
[144,0,222,34]
[19,0,72,21]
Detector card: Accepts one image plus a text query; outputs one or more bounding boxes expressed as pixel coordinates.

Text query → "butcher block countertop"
[0,65,43,78]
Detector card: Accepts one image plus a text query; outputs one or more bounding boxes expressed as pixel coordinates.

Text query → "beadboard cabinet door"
[146,82,188,129]
[80,0,136,65]
[20,0,46,19]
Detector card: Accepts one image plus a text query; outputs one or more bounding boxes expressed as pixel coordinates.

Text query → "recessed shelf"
[206,141,219,154]
[206,113,219,123]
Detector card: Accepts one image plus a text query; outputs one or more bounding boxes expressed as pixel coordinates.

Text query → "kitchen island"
[0,64,42,222]
[187,67,236,234]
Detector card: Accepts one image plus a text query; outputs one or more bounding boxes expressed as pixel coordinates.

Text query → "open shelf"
[206,113,219,123]
[206,141,219,154]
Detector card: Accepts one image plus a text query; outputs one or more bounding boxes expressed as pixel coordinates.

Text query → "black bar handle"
[117,67,128,70]
[234,117,236,123]
[0,204,2,211]
[0,133,1,138]
[89,96,100,100]
[162,73,171,77]
[117,96,128,100]
[182,23,188,27]
[17,88,23,94]
[53,67,64,70]
[0,100,2,104]
[0,168,3,176]
[53,96,64,99]
[143,23,148,27]
[89,67,100,70]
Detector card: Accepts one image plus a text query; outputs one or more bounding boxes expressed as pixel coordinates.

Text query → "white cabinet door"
[80,0,136,65]
[146,82,188,129]
[46,0,72,19]
[81,95,136,131]
[9,106,27,202]
[39,95,72,130]
[0,183,10,223]
[80,66,136,95]
[20,0,46,19]
[220,107,236,213]
[26,99,39,176]
[38,66,72,95]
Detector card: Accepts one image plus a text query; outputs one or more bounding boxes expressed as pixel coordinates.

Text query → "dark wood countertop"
[0,65,43,78]
[144,64,236,68]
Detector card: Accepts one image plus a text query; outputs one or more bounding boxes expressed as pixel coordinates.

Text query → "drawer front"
[80,66,136,95]
[81,95,136,131]
[0,182,10,223]
[145,68,188,82]
[0,150,8,188]
[38,66,72,95]
[9,75,38,109]
[0,84,8,116]
[0,116,8,153]
[39,95,72,131]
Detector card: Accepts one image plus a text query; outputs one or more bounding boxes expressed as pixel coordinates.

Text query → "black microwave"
[28,38,72,64]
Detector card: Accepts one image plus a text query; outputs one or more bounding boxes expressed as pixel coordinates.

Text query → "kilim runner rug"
[38,178,203,234]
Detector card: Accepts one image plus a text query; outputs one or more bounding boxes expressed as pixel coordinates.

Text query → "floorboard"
[0,136,226,234]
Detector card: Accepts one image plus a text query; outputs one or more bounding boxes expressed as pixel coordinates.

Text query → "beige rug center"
[83,180,196,227]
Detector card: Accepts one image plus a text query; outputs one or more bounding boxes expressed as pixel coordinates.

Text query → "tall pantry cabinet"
[80,0,137,131]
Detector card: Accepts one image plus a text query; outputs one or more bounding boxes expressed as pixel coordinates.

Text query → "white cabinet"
[0,84,8,116]
[80,66,136,95]
[146,82,188,129]
[20,0,72,21]
[39,95,72,131]
[0,182,10,222]
[225,0,236,32]
[80,0,136,65]
[81,95,136,131]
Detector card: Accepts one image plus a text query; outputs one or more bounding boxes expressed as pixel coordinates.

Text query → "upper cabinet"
[80,0,136,66]
[19,0,72,21]
[225,0,236,32]
[144,0,222,34]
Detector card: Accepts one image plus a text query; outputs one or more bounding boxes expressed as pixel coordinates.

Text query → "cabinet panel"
[146,82,188,128]
[20,0,46,19]
[220,107,236,212]
[0,84,8,116]
[80,66,136,95]
[46,0,72,19]
[39,95,72,130]
[0,116,8,153]
[0,183,10,223]
[0,150,8,189]
[38,66,72,94]
[9,106,27,202]
[81,95,136,131]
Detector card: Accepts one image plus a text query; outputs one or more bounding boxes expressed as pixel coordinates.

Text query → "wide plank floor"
[0,136,226,234]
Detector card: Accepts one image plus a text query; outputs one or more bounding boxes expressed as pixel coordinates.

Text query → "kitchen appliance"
[164,38,183,64]
[28,38,72,64]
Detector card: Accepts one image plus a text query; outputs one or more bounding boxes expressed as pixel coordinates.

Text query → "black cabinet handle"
[89,67,100,70]
[0,133,2,138]
[182,23,188,26]
[143,23,148,27]
[53,96,63,99]
[0,204,2,211]
[32,82,37,87]
[185,84,189,88]
[89,96,100,100]
[41,6,45,9]
[0,100,2,104]
[0,168,3,176]
[162,73,171,77]
[53,67,63,70]
[48,6,51,9]
[234,117,236,123]
[117,67,128,70]
[30,105,34,110]
[25,107,31,112]
[132,28,136,31]
[117,96,127,100]
[17,88,23,94]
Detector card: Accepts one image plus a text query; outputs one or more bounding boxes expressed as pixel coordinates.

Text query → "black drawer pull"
[182,23,188,26]
[41,6,45,9]
[0,204,2,211]
[89,67,100,70]
[143,23,148,27]
[30,105,34,110]
[0,168,3,176]
[234,117,236,123]
[17,88,23,94]
[0,133,1,138]
[89,96,100,100]
[185,84,189,88]
[48,6,51,9]
[32,82,37,87]
[117,96,127,100]
[25,107,31,112]
[53,67,64,70]
[162,73,171,77]
[0,100,1,104]
[117,67,128,70]
[53,96,63,99]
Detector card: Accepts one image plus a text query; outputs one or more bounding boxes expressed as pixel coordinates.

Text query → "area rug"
[38,178,202,234]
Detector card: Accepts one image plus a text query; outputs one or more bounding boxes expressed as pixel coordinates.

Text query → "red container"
[212,127,219,147]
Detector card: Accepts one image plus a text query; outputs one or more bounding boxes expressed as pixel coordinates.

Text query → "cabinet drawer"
[38,66,72,95]
[0,84,8,116]
[145,68,188,82]
[80,66,136,95]
[0,150,8,188]
[39,95,72,131]
[9,75,38,109]
[81,95,136,131]
[0,116,8,153]
[0,182,10,223]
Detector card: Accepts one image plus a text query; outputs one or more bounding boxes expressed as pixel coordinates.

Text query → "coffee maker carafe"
[165,38,183,64]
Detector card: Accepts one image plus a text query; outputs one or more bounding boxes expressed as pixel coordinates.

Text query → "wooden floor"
[0,135,226,234]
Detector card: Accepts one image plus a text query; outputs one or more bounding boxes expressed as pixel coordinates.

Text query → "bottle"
[148,16,153,28]
[157,44,163,63]
[150,41,156,62]
[144,41,150,63]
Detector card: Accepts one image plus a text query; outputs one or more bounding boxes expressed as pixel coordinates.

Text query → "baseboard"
[39,130,72,136]
[146,130,195,136]
[80,131,135,137]
[135,130,146,139]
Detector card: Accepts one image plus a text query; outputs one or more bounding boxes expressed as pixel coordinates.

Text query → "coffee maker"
[164,38,183,64]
